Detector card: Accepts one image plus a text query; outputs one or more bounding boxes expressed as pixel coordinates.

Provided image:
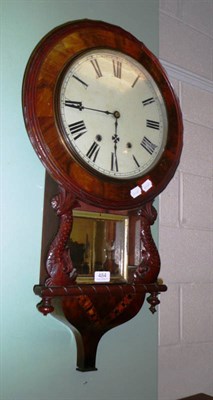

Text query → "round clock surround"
[22,19,183,210]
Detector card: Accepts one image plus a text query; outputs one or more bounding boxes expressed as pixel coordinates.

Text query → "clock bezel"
[55,47,169,182]
[22,19,183,210]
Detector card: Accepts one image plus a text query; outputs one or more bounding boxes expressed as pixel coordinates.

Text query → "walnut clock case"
[22,19,183,371]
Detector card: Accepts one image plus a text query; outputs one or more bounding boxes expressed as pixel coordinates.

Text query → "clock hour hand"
[111,117,120,172]
[65,100,114,115]
[111,144,119,172]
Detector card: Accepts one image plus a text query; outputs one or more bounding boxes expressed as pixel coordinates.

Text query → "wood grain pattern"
[22,19,183,210]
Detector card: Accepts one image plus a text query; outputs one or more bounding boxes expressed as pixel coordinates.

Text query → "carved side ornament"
[45,186,79,286]
[133,201,160,284]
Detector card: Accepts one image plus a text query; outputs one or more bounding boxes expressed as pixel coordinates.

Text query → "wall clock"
[22,19,183,371]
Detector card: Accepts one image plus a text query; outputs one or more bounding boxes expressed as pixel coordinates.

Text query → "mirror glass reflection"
[69,211,129,283]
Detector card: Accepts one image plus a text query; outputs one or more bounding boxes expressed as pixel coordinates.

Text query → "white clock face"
[59,49,168,180]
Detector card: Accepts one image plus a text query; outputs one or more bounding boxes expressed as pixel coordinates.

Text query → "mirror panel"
[69,211,129,283]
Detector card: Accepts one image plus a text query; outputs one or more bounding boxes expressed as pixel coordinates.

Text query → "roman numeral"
[65,100,82,110]
[142,97,155,106]
[86,141,100,162]
[90,59,102,78]
[141,136,157,155]
[68,120,87,140]
[133,155,140,167]
[146,119,160,130]
[73,75,88,88]
[131,75,140,88]
[113,60,122,79]
[111,152,119,172]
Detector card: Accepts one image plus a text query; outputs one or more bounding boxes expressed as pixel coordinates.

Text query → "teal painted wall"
[1,1,159,399]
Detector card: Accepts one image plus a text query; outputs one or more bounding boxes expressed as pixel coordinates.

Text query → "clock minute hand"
[64,100,114,115]
[84,106,114,115]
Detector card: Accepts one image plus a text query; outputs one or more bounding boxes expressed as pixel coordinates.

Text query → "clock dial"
[58,49,168,180]
[23,19,183,209]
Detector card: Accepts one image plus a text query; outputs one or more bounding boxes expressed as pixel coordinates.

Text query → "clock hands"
[64,100,114,116]
[65,99,121,171]
[111,112,120,172]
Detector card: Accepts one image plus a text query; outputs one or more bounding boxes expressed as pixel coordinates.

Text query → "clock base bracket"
[34,283,167,371]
